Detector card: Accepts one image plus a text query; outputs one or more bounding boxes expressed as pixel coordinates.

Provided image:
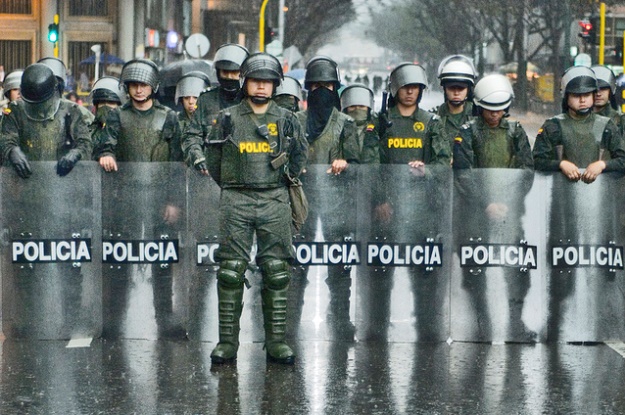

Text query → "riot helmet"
[37,57,67,94]
[3,69,23,100]
[591,65,616,94]
[304,56,341,91]
[561,65,597,114]
[591,65,618,110]
[340,83,374,110]
[21,63,61,121]
[175,71,210,104]
[90,76,126,106]
[389,63,428,98]
[120,58,160,94]
[274,75,303,112]
[276,75,303,101]
[214,43,249,72]
[239,52,283,104]
[561,65,598,95]
[473,74,514,112]
[437,55,477,87]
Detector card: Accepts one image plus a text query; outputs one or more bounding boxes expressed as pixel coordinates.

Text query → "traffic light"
[579,20,593,43]
[48,14,59,43]
[264,26,275,43]
[48,23,59,43]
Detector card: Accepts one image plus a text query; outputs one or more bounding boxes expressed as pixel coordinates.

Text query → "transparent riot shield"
[356,164,453,342]
[101,162,188,340]
[291,164,364,342]
[541,172,625,342]
[1,162,101,339]
[451,168,545,342]
[186,169,230,342]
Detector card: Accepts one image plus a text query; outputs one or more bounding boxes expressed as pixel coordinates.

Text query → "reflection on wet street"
[2,339,625,414]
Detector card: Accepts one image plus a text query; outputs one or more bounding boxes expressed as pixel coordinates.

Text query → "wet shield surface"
[1,162,101,339]
[101,162,187,339]
[451,168,544,342]
[541,172,625,342]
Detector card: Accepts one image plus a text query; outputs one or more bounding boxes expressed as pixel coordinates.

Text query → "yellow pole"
[259,0,270,52]
[53,13,59,58]
[599,2,605,64]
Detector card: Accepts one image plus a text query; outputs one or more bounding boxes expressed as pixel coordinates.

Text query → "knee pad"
[217,259,248,288]
[261,259,291,290]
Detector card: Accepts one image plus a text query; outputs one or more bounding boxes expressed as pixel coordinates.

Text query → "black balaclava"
[305,87,340,142]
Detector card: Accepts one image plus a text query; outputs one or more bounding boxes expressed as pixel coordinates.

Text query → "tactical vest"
[117,106,169,161]
[380,107,434,164]
[298,108,348,164]
[18,101,73,161]
[554,113,610,167]
[218,104,291,188]
[469,119,519,168]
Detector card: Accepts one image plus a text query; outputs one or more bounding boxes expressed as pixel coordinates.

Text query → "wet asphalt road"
[2,338,625,414]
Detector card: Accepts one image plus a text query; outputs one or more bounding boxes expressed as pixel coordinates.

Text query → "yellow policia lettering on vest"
[239,142,272,153]
[387,137,423,149]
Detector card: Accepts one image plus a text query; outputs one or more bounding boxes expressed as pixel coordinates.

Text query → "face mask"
[348,108,369,123]
[220,78,240,93]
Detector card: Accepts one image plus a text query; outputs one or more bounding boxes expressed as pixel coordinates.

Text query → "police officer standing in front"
[184,53,307,365]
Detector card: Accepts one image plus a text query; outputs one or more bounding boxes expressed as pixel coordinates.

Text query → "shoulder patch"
[2,108,11,115]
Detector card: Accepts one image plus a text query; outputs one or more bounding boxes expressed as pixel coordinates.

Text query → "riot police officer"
[368,63,450,341]
[3,69,23,104]
[95,58,184,339]
[38,57,95,125]
[436,55,477,149]
[534,66,625,341]
[183,43,249,151]
[533,65,625,182]
[340,83,380,164]
[591,65,623,132]
[0,63,92,178]
[274,75,303,112]
[453,74,535,341]
[379,63,449,166]
[89,76,125,158]
[184,52,307,365]
[297,55,355,172]
[294,56,358,340]
[95,58,182,167]
[175,71,210,133]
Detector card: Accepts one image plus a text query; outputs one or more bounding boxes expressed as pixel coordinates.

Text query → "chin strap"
[250,96,270,105]
[575,107,592,116]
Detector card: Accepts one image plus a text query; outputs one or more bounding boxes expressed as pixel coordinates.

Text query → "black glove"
[56,149,82,177]
[194,160,208,175]
[9,147,32,179]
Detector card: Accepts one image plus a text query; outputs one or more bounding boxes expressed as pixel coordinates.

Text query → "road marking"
[605,341,625,358]
[66,337,93,348]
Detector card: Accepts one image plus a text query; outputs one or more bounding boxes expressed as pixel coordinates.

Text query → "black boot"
[262,285,296,364]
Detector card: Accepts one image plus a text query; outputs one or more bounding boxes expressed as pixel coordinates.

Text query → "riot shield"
[542,172,625,342]
[1,161,101,339]
[451,168,544,342]
[357,164,453,342]
[291,164,364,341]
[185,169,235,342]
[101,162,188,340]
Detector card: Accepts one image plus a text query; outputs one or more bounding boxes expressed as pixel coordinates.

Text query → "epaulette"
[431,114,440,121]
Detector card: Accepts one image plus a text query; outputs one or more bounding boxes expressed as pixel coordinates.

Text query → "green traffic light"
[48,23,58,43]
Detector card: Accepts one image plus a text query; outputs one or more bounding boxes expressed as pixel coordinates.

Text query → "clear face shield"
[23,92,61,122]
